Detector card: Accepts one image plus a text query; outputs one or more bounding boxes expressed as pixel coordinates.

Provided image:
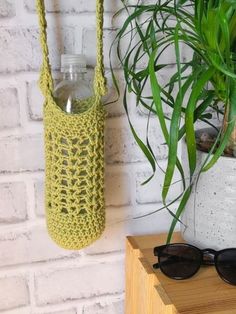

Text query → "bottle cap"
[61,54,87,73]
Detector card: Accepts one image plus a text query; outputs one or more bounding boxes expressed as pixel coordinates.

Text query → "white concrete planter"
[181,133,236,250]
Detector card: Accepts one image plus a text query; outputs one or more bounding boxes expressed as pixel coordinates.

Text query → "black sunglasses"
[153,243,236,285]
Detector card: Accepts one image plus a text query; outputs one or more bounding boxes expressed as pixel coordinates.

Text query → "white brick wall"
[0,135,44,173]
[0,181,27,223]
[24,0,121,14]
[83,300,124,314]
[0,27,75,73]
[0,88,20,129]
[34,179,45,216]
[0,1,181,313]
[27,81,44,121]
[40,310,77,314]
[35,261,124,306]
[0,276,29,311]
[0,0,15,18]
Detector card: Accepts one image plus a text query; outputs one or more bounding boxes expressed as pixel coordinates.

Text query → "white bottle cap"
[61,54,87,73]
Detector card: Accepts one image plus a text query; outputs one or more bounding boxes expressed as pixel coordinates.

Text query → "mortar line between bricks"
[34,291,125,310]
[28,271,36,309]
[0,65,126,79]
[24,11,112,17]
[0,252,125,275]
[0,306,32,314]
[1,125,43,139]
[0,219,45,231]
[25,180,37,220]
[0,158,169,179]
[0,71,57,81]
[0,202,169,230]
[0,204,144,226]
[0,204,133,229]
[105,159,168,170]
[0,12,109,28]
[0,170,45,178]
[0,304,30,314]
[0,171,44,182]
[32,292,124,313]
[0,127,43,138]
[0,204,167,234]
[17,79,31,134]
[105,159,168,166]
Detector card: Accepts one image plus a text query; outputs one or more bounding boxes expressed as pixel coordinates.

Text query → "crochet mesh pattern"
[36,0,106,250]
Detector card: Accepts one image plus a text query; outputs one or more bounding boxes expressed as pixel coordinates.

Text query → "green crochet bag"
[36,0,106,250]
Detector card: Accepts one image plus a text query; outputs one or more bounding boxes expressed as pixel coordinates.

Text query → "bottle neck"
[63,71,86,81]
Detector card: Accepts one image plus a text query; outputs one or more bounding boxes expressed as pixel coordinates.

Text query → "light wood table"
[125,232,236,314]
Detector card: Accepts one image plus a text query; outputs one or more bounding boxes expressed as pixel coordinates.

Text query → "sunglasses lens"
[216,250,236,285]
[159,244,201,279]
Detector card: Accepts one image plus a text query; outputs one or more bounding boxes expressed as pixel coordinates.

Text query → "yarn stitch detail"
[36,0,106,250]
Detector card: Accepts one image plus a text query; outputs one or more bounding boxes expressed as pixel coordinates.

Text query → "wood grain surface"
[125,233,236,314]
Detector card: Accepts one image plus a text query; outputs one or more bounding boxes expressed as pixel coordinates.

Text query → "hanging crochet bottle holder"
[36,0,107,250]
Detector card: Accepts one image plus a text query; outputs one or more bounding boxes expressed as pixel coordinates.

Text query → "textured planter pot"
[181,130,236,250]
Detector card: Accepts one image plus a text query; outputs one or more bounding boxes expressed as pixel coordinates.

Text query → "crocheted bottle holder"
[36,0,106,250]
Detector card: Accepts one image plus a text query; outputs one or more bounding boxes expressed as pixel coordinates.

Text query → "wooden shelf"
[125,232,236,314]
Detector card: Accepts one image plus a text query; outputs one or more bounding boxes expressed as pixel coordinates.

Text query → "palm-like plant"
[111,0,236,241]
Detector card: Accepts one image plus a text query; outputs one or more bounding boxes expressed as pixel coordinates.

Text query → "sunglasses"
[153,243,236,285]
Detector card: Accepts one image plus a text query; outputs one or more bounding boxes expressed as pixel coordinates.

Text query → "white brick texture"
[0,27,74,73]
[105,124,168,164]
[25,0,121,13]
[0,0,181,313]
[136,162,181,204]
[105,171,131,206]
[0,0,15,18]
[36,309,77,314]
[0,182,27,223]
[0,308,30,314]
[0,276,29,311]
[27,81,44,121]
[83,29,117,69]
[0,135,44,173]
[83,208,127,254]
[35,261,124,305]
[83,300,124,314]
[0,224,78,267]
[34,179,45,216]
[0,88,20,129]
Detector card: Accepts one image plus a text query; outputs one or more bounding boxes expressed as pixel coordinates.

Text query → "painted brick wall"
[0,1,182,313]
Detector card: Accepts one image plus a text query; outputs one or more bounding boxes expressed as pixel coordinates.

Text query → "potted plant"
[110,0,236,249]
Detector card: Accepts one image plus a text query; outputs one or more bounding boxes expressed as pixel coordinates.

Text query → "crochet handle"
[36,0,106,98]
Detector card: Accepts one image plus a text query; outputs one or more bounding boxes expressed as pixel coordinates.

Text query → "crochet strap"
[36,0,106,98]
[36,0,53,97]
[93,0,107,97]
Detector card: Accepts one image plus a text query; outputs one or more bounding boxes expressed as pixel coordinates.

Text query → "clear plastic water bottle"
[54,54,93,114]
